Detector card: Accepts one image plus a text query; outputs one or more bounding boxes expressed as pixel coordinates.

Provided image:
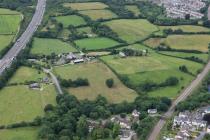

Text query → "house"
[29,83,41,89]
[119,52,126,58]
[73,58,84,64]
[111,116,131,129]
[207,125,210,133]
[131,110,140,122]
[66,52,76,60]
[87,120,100,132]
[148,109,157,114]
[42,77,50,84]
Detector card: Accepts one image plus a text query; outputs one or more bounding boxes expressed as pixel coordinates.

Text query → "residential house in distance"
[148,109,157,114]
[119,51,126,58]
[131,109,140,122]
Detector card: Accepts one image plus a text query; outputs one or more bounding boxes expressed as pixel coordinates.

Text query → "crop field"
[63,2,108,10]
[0,15,22,34]
[31,38,77,55]
[0,35,14,51]
[55,15,86,28]
[0,127,38,140]
[79,9,118,20]
[53,62,137,103]
[159,51,209,63]
[74,37,120,50]
[143,38,164,48]
[159,25,210,33]
[125,5,141,16]
[164,35,210,52]
[101,52,203,99]
[0,85,56,125]
[8,66,46,84]
[104,19,158,43]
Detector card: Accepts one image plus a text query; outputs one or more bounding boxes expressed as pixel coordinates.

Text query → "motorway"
[0,0,46,74]
[148,60,210,140]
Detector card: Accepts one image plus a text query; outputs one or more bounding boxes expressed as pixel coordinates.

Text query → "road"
[43,68,63,95]
[0,0,46,74]
[148,60,210,140]
[208,6,210,20]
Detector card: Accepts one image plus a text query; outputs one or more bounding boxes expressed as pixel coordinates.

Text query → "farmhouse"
[29,83,41,89]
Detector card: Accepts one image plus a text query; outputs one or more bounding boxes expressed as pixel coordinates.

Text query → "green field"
[104,19,158,43]
[74,37,120,50]
[31,38,77,55]
[125,5,141,16]
[8,66,46,84]
[0,15,22,34]
[79,9,118,20]
[0,85,56,125]
[53,62,137,103]
[159,51,209,62]
[159,25,210,33]
[55,15,86,28]
[63,2,108,10]
[164,35,210,52]
[0,8,20,15]
[101,47,203,99]
[0,35,14,51]
[0,127,38,140]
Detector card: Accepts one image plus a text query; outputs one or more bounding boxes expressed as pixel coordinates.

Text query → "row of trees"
[60,78,89,88]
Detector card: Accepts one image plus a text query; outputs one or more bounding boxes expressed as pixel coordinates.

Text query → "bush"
[106,78,114,88]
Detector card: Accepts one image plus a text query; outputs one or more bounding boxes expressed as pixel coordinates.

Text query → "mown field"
[143,37,164,48]
[104,19,158,43]
[0,85,56,125]
[0,15,22,34]
[8,66,46,84]
[164,35,210,52]
[31,38,77,55]
[159,25,210,33]
[74,37,120,50]
[125,5,141,16]
[53,62,137,103]
[79,9,118,20]
[0,35,14,51]
[101,44,203,99]
[63,2,108,10]
[55,15,86,28]
[0,127,38,140]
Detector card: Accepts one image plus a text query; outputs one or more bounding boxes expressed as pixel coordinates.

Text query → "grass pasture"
[104,19,158,43]
[53,62,137,103]
[0,127,38,140]
[101,52,203,99]
[0,35,14,51]
[31,38,77,55]
[77,26,97,37]
[0,85,56,125]
[55,15,86,28]
[79,9,118,20]
[159,25,210,33]
[63,2,108,10]
[74,37,120,50]
[164,35,210,52]
[125,5,141,16]
[8,66,46,84]
[159,51,209,63]
[0,15,22,34]
[0,8,20,15]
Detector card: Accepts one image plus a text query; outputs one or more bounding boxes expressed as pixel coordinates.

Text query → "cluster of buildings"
[152,0,206,19]
[28,77,51,90]
[164,106,210,140]
[56,52,95,65]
